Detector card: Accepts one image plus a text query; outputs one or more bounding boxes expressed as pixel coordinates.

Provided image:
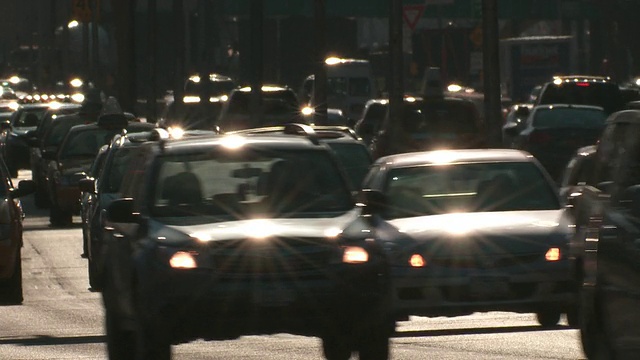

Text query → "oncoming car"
[360,149,577,327]
[101,129,394,359]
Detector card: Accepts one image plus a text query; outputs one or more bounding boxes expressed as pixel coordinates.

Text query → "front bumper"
[391,260,575,317]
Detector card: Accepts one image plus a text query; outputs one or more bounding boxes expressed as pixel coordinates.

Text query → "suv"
[535,75,625,115]
[572,109,640,358]
[101,129,394,359]
[216,85,302,132]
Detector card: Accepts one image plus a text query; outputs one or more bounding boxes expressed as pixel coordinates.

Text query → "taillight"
[342,246,369,264]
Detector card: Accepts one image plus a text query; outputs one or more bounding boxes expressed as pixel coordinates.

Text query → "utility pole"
[482,0,502,147]
[249,0,264,128]
[111,0,137,112]
[388,0,404,139]
[90,0,100,88]
[147,0,157,122]
[172,0,185,117]
[313,0,327,125]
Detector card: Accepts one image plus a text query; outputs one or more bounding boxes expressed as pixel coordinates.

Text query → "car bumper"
[391,261,575,317]
[135,257,391,342]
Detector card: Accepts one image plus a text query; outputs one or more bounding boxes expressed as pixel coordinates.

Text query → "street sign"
[402,5,425,31]
[72,0,92,22]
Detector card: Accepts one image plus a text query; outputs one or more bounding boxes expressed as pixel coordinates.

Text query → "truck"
[500,36,576,102]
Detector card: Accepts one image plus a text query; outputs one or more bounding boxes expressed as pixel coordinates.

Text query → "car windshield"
[532,108,607,129]
[382,161,560,219]
[59,128,122,158]
[325,142,372,190]
[150,149,353,220]
[403,100,479,135]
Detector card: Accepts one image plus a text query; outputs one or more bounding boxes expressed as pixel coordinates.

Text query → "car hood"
[148,209,360,245]
[380,210,573,257]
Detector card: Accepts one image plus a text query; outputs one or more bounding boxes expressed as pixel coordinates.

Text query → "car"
[79,144,109,260]
[216,85,302,132]
[101,128,394,359]
[369,95,485,159]
[570,109,640,358]
[0,102,51,177]
[508,104,607,182]
[359,149,577,327]
[559,145,597,216]
[535,75,625,115]
[45,114,156,227]
[501,103,533,147]
[229,123,373,191]
[354,99,389,146]
[0,159,35,305]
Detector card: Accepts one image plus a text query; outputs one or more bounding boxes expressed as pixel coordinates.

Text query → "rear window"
[532,107,607,129]
[537,82,623,114]
[403,100,479,134]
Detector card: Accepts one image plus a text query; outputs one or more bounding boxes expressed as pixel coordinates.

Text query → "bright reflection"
[409,254,426,267]
[545,247,561,261]
[301,106,314,116]
[169,251,197,269]
[424,150,458,165]
[70,78,83,88]
[221,134,246,149]
[183,95,201,103]
[220,95,228,102]
[167,126,184,139]
[9,76,20,84]
[447,84,463,92]
[405,96,417,102]
[33,94,41,101]
[325,57,342,65]
[8,102,19,111]
[190,232,212,241]
[553,78,563,85]
[189,75,201,83]
[342,246,369,263]
[68,20,79,28]
[324,227,342,238]
[71,93,85,103]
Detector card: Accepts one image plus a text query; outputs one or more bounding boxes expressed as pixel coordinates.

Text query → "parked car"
[508,104,607,182]
[535,75,625,115]
[571,109,640,359]
[354,99,389,146]
[360,148,577,327]
[45,115,155,226]
[559,145,597,216]
[101,128,394,359]
[501,103,533,147]
[216,85,302,132]
[0,159,35,305]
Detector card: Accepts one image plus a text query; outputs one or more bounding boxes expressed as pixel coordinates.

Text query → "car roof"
[551,75,614,82]
[531,104,605,112]
[375,149,534,168]
[228,124,362,143]
[606,109,640,125]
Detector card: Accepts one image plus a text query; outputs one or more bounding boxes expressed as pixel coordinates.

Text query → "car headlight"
[342,246,369,264]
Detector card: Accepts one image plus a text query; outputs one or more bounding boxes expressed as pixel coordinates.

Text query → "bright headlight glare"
[545,247,561,262]
[342,246,369,264]
[169,251,198,269]
[301,106,314,116]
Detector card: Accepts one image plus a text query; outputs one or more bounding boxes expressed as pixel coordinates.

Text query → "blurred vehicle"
[558,145,597,218]
[501,103,533,147]
[508,104,607,182]
[45,114,155,226]
[300,57,378,119]
[569,109,640,359]
[101,128,394,359]
[0,76,35,99]
[216,85,302,132]
[0,102,50,177]
[370,95,484,159]
[354,98,388,146]
[80,144,109,260]
[535,75,624,115]
[360,149,576,327]
[0,162,34,305]
[229,123,372,191]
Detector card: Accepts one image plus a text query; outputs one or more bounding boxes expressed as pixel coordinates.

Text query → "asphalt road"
[0,171,588,359]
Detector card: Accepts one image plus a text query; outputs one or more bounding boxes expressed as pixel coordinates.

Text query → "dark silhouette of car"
[0,102,49,177]
[101,127,394,359]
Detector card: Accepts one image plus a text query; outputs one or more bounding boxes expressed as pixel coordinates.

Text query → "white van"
[300,57,377,120]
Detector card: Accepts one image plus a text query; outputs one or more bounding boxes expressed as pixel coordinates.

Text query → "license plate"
[252,285,296,307]
[469,276,509,299]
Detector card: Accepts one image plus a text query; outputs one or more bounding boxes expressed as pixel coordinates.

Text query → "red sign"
[402,5,425,31]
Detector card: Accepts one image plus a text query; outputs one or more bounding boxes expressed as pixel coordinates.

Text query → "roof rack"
[283,123,320,145]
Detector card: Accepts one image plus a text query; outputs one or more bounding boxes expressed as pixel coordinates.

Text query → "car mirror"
[106,198,139,223]
[358,189,387,215]
[78,177,96,193]
[10,180,35,199]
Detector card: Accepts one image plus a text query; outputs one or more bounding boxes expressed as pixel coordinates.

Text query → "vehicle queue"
[0,68,638,360]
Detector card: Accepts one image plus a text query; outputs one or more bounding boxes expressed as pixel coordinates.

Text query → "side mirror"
[358,189,387,215]
[78,177,96,193]
[106,198,139,223]
[10,180,35,199]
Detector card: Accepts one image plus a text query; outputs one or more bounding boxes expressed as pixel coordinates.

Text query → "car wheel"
[356,329,390,360]
[321,334,351,360]
[50,204,73,227]
[536,311,561,327]
[0,248,23,305]
[88,257,103,291]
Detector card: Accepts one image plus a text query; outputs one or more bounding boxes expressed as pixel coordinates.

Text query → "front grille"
[428,253,541,270]
[209,238,335,277]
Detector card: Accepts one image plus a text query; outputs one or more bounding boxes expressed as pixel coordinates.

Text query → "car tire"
[321,334,351,360]
[50,204,72,227]
[356,329,390,360]
[536,311,561,327]
[0,249,23,305]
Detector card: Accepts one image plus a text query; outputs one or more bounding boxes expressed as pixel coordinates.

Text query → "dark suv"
[535,75,625,114]
[102,129,393,359]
